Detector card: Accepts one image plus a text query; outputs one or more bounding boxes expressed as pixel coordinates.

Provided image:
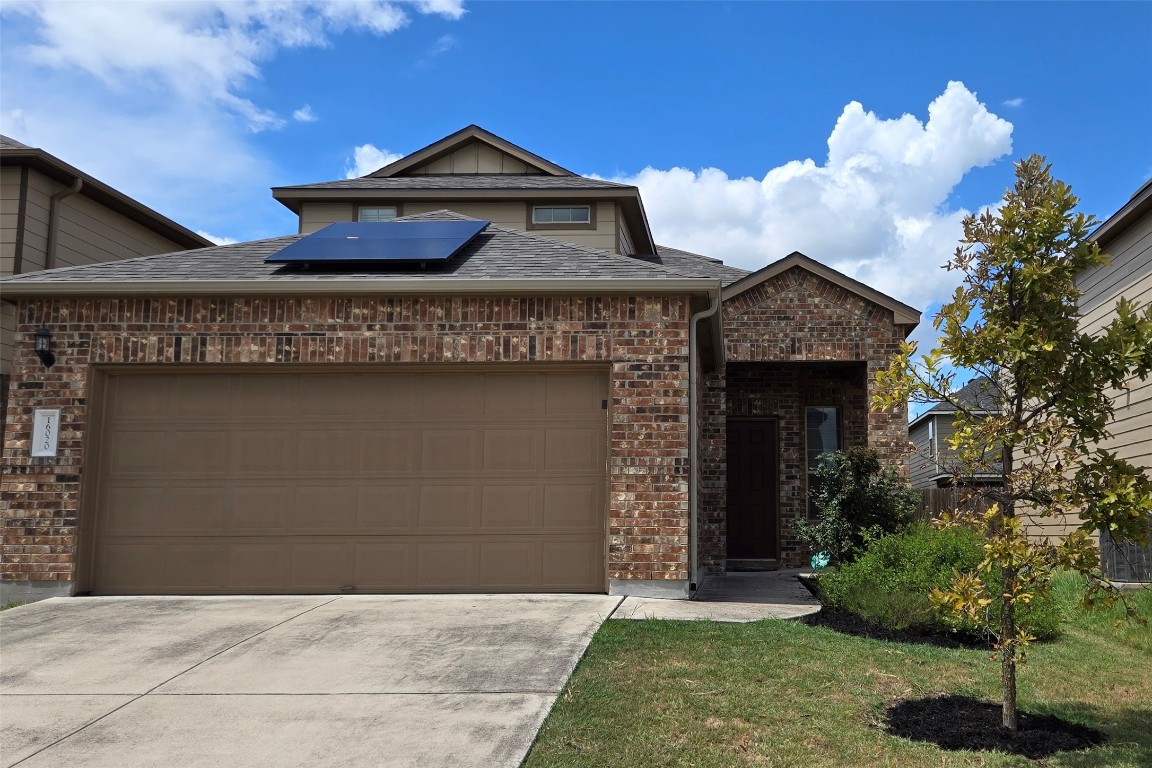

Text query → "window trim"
[526,203,596,231]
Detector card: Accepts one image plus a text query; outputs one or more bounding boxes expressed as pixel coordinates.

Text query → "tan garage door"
[86,369,607,595]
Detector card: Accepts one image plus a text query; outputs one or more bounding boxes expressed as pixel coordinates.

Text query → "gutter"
[45,176,83,270]
[688,282,723,594]
[0,277,718,298]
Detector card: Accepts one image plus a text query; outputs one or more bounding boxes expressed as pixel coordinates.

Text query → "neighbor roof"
[0,135,212,250]
[3,211,719,297]
[908,376,1002,430]
[1091,178,1152,249]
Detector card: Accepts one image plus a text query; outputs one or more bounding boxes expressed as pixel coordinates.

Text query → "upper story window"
[358,206,398,222]
[531,205,591,225]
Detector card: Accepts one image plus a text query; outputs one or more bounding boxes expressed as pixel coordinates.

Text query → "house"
[0,126,919,602]
[1078,179,1152,582]
[1,135,212,432]
[907,376,1003,490]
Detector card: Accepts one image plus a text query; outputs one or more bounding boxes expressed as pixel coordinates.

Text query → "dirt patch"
[801,606,990,649]
[885,695,1107,759]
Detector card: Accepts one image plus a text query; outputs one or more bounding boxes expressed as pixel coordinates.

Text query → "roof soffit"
[370,125,575,178]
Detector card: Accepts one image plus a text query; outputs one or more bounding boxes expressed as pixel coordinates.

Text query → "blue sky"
[2,1,1150,334]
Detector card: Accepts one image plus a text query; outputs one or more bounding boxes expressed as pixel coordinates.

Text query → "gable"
[400,139,541,176]
[369,125,573,178]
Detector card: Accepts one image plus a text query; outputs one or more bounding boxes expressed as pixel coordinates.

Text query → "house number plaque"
[31,408,61,458]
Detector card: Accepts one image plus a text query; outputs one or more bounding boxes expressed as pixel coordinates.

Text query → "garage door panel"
[546,428,602,471]
[418,486,476,529]
[354,374,417,417]
[543,485,602,529]
[103,487,228,535]
[91,369,607,595]
[298,430,360,472]
[168,430,230,473]
[356,486,418,530]
[479,542,539,587]
[293,485,358,531]
[416,542,477,588]
[107,430,167,473]
[360,429,417,473]
[421,375,484,417]
[234,430,297,473]
[353,542,412,587]
[230,487,293,531]
[485,374,542,416]
[481,485,540,529]
[421,430,477,472]
[291,543,354,588]
[483,429,539,472]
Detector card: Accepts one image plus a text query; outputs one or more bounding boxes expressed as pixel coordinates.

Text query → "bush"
[794,448,919,565]
[820,523,1063,640]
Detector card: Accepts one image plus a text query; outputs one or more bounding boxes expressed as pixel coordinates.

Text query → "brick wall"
[703,267,911,570]
[1,294,692,590]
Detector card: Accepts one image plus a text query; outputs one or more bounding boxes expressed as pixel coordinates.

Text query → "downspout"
[46,177,83,270]
[688,283,722,595]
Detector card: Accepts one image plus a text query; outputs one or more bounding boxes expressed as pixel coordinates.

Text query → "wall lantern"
[34,325,56,368]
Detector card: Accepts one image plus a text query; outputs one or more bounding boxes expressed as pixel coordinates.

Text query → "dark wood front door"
[726,419,779,559]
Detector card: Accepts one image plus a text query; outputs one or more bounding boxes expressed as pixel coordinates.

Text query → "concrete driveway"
[0,594,621,767]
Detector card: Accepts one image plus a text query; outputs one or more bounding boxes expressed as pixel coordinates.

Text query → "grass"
[1,600,32,611]
[525,574,1152,767]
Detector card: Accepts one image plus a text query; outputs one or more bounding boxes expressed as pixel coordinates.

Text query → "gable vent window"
[532,206,591,225]
[358,206,398,222]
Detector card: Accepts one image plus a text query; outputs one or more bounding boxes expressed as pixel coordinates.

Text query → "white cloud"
[345,144,404,178]
[195,230,240,246]
[1002,97,1025,108]
[2,0,464,132]
[293,105,318,123]
[613,81,1013,312]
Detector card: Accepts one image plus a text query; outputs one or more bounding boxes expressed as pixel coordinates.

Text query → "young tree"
[875,155,1152,730]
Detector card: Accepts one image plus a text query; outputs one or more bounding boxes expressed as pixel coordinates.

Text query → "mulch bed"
[800,606,991,649]
[885,695,1107,759]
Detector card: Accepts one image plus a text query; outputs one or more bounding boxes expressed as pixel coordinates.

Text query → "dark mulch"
[801,606,991,649]
[885,695,1107,759]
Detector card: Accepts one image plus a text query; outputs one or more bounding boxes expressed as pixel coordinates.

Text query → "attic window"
[358,206,398,222]
[531,205,591,225]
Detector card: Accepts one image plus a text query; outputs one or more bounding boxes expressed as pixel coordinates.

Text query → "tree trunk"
[1000,441,1018,731]
[1000,568,1018,731]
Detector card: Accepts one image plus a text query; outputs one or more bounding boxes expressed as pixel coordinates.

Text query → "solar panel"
[265,220,490,265]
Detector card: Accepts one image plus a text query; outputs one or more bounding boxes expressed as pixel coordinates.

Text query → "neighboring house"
[0,126,919,602]
[0,135,212,429]
[907,376,1003,490]
[1078,179,1152,582]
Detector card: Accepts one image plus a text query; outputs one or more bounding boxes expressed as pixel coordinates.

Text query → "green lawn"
[525,580,1152,768]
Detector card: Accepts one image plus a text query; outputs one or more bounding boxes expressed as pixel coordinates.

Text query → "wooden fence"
[915,487,994,522]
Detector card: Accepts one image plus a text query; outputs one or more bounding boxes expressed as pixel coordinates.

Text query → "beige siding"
[1,166,23,275]
[1077,209,1152,470]
[299,202,356,234]
[403,201,527,229]
[53,192,187,268]
[16,168,52,273]
[618,219,635,256]
[406,141,536,175]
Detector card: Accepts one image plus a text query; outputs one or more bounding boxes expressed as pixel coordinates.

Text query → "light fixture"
[34,325,55,368]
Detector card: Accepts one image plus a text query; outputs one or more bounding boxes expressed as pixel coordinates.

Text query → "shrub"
[794,448,919,565]
[820,523,1063,640]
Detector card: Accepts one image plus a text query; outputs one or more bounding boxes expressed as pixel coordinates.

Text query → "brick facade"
[1,294,693,591]
[700,266,910,571]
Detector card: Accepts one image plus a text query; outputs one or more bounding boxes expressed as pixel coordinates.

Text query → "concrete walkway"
[613,569,820,622]
[0,594,620,768]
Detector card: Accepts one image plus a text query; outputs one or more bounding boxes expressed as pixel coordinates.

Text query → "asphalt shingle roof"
[928,376,1002,413]
[642,245,751,286]
[277,175,634,191]
[0,135,32,150]
[5,211,714,285]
